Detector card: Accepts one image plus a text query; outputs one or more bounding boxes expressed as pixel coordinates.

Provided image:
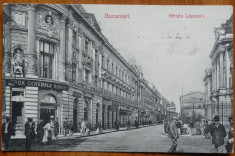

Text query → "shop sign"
[5,78,69,91]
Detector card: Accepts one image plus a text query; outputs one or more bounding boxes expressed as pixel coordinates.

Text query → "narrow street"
[8,125,212,153]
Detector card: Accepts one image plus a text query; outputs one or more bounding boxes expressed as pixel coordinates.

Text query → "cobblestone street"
[8,125,213,153]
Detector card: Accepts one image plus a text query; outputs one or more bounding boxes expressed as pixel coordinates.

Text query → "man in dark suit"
[24,117,36,151]
[210,115,227,153]
[2,116,16,150]
[168,117,179,153]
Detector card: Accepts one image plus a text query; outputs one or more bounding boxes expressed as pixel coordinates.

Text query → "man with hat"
[2,116,15,150]
[168,117,179,153]
[225,114,234,153]
[210,115,227,153]
[25,117,36,151]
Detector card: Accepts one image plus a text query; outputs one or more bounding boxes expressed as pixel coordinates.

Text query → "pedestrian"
[210,115,227,153]
[168,117,179,153]
[2,116,16,150]
[96,119,102,134]
[134,118,139,128]
[69,120,74,136]
[80,119,86,136]
[127,120,131,130]
[225,114,234,153]
[24,117,36,151]
[195,119,201,135]
[36,119,44,141]
[175,119,181,135]
[42,121,51,144]
[203,120,210,139]
[63,117,69,136]
[183,123,188,135]
[86,119,91,136]
[49,116,56,140]
[189,120,195,136]
[54,117,59,140]
[164,120,169,134]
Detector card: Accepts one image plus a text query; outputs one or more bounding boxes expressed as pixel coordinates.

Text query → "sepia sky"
[83,5,233,112]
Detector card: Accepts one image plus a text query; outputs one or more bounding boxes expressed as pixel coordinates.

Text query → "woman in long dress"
[42,122,51,144]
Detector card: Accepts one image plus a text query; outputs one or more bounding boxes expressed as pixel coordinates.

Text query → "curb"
[73,124,156,138]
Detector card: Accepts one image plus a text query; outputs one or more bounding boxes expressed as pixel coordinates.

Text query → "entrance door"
[84,101,88,120]
[73,98,78,132]
[12,102,24,135]
[40,107,56,124]
[102,105,105,129]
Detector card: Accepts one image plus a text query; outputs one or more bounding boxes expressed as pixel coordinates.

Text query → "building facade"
[204,14,233,128]
[180,91,206,123]
[2,4,167,136]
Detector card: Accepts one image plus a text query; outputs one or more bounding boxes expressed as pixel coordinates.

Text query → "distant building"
[180,91,205,123]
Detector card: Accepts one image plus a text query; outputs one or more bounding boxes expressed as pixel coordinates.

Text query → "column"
[67,25,73,82]
[26,4,37,78]
[3,20,11,76]
[58,14,66,82]
[219,52,224,88]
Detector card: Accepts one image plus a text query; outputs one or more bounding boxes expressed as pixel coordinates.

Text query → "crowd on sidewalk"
[1,115,154,151]
[163,115,234,153]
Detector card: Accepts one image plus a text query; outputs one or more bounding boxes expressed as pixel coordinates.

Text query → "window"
[72,63,76,83]
[85,70,89,83]
[85,40,89,54]
[94,75,98,90]
[102,55,104,67]
[111,63,114,73]
[40,41,54,79]
[107,59,109,70]
[116,66,118,76]
[95,50,98,62]
[13,12,26,27]
[72,31,77,48]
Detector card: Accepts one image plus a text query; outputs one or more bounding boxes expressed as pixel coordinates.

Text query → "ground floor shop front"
[2,78,158,136]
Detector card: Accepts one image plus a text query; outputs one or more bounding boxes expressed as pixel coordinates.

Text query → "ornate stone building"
[204,14,233,128]
[2,4,164,136]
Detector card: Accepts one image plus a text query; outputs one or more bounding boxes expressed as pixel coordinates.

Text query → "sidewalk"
[11,124,157,140]
[58,124,155,139]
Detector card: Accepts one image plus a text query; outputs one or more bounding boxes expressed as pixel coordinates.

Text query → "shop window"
[40,41,55,79]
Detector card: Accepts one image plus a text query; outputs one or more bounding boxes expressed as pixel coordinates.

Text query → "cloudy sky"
[83,5,233,112]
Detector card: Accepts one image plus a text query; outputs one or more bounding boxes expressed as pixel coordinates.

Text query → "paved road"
[8,125,213,153]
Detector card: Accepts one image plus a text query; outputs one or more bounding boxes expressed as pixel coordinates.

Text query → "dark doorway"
[73,98,78,132]
[12,102,24,125]
[107,107,110,128]
[96,103,99,124]
[84,101,88,120]
[102,105,105,129]
[40,107,56,124]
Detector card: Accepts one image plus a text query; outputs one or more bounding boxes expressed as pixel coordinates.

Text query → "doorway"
[73,98,78,132]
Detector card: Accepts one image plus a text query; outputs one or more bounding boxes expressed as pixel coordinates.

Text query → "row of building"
[179,14,233,129]
[204,14,233,128]
[2,4,178,136]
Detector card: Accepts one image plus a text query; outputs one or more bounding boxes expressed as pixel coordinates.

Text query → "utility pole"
[193,102,195,122]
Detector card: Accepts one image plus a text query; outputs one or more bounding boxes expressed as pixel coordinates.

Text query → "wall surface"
[0,0,234,156]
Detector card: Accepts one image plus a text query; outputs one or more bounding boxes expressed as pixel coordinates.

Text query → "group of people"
[80,119,92,136]
[2,115,60,151]
[62,117,75,136]
[165,115,234,153]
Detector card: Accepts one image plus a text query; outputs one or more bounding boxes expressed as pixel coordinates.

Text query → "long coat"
[210,123,227,146]
[25,122,36,137]
[2,122,16,138]
[168,122,178,139]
